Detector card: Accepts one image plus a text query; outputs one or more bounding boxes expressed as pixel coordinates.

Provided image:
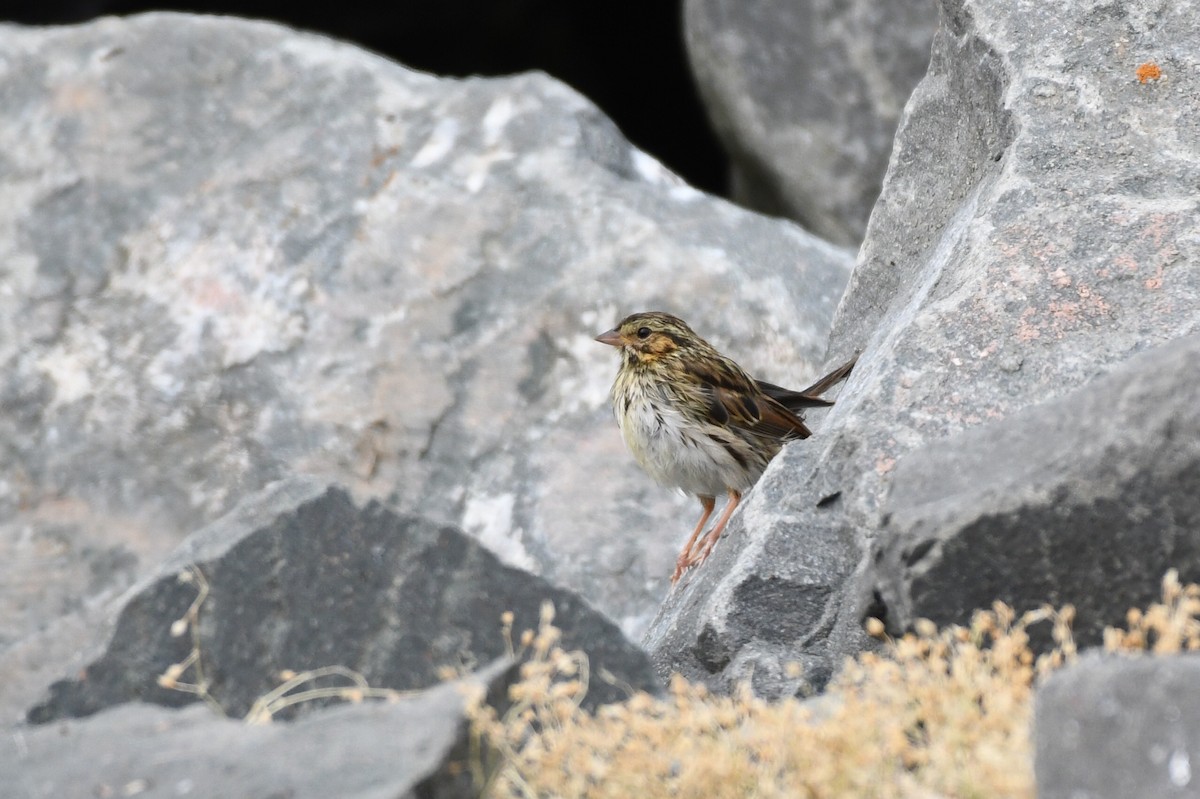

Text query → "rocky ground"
[1,1,1198,797]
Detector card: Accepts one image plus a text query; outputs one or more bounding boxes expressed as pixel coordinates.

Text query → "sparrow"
[595,311,856,583]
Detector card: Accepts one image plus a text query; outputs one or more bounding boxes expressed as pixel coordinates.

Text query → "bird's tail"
[757,353,859,411]
[801,353,859,397]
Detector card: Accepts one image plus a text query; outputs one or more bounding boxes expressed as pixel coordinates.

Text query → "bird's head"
[594,311,705,366]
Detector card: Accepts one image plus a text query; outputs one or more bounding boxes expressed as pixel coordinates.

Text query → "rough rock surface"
[26,480,660,724]
[684,0,937,245]
[5,664,509,799]
[874,334,1200,641]
[647,0,1200,695]
[0,10,853,668]
[1036,653,1200,799]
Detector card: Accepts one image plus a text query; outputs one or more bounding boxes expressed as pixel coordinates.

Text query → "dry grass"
[157,564,1200,794]
[159,566,412,723]
[468,570,1200,799]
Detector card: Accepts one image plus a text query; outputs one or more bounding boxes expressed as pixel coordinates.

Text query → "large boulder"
[0,9,853,678]
[684,0,937,245]
[874,334,1200,641]
[647,0,1200,695]
[1036,653,1200,799]
[26,480,660,724]
[5,666,509,799]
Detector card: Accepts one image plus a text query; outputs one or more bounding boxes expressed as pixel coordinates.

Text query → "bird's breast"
[612,378,764,496]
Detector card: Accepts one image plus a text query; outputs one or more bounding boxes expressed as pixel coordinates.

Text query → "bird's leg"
[672,495,716,584]
[688,489,742,568]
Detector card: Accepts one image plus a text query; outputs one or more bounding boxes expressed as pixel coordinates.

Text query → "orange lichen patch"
[1145,263,1165,290]
[1015,277,1113,344]
[1074,283,1111,314]
[976,341,1000,359]
[1051,300,1083,321]
[53,82,104,113]
[1112,253,1140,273]
[1140,213,1173,250]
[1015,308,1042,342]
[1136,62,1162,83]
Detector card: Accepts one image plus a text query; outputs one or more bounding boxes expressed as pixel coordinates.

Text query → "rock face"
[0,9,853,674]
[874,334,1200,641]
[647,0,1200,696]
[1036,653,1200,799]
[684,0,937,245]
[27,481,660,724]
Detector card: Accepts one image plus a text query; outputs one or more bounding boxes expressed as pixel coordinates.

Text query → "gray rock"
[684,0,937,245]
[0,8,853,681]
[4,661,510,799]
[874,334,1200,640]
[26,480,659,724]
[1036,652,1200,799]
[647,0,1200,695]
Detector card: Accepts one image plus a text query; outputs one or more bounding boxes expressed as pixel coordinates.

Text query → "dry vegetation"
[158,565,1200,796]
[159,566,412,723]
[467,571,1200,799]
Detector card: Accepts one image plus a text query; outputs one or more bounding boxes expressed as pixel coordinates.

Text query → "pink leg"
[687,489,742,568]
[672,495,716,584]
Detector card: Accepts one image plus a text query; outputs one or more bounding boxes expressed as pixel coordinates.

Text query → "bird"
[595,311,857,583]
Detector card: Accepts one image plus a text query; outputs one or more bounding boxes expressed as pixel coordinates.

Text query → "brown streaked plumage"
[595,311,857,583]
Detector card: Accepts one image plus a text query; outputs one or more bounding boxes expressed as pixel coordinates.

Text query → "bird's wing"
[684,357,813,441]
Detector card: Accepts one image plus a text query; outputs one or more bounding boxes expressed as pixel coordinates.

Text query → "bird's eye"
[636,327,651,339]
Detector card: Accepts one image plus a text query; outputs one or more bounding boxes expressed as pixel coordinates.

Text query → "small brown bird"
[596,311,856,583]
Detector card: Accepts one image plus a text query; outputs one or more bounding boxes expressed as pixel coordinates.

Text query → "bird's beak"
[594,328,623,347]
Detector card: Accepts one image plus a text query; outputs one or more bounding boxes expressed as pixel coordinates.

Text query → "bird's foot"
[683,548,712,571]
[671,556,690,584]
